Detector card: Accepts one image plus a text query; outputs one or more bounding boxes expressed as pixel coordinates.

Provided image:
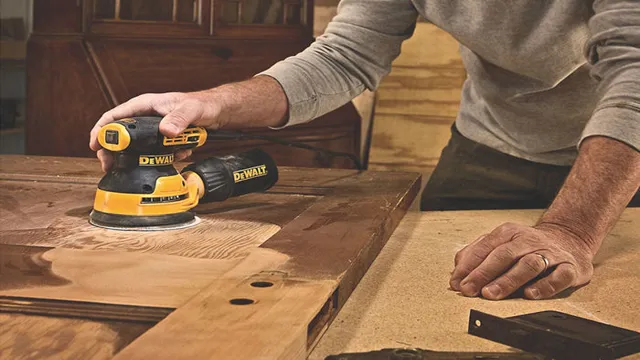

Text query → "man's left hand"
[449,222,596,300]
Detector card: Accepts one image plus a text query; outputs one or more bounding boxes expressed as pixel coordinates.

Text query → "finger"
[97,149,114,172]
[89,95,158,151]
[455,235,486,267]
[459,239,538,297]
[450,223,520,291]
[159,99,206,138]
[481,253,549,300]
[525,263,578,300]
[175,149,192,162]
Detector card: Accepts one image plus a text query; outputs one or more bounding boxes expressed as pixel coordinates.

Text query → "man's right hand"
[89,76,289,171]
[89,91,224,171]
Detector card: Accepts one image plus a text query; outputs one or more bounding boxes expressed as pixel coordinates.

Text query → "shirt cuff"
[256,61,320,130]
[580,105,640,151]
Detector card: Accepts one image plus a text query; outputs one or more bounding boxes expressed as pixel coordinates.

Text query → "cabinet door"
[87,0,212,37]
[214,0,312,39]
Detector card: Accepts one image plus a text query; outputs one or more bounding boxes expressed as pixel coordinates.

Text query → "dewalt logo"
[139,154,175,166]
[233,165,268,183]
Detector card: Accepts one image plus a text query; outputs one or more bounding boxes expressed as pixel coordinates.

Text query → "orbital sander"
[89,116,278,231]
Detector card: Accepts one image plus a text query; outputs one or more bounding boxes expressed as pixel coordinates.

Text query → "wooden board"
[309,209,640,359]
[0,155,420,359]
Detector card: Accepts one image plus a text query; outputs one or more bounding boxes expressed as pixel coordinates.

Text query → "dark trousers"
[420,124,640,211]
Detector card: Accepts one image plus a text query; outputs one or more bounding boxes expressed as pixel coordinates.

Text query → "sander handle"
[180,148,278,204]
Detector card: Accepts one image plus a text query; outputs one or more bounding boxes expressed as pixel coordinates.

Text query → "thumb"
[159,100,205,137]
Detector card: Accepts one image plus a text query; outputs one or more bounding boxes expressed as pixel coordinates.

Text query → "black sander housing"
[90,116,278,230]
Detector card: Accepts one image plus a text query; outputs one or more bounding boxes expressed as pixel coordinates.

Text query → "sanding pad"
[89,216,201,232]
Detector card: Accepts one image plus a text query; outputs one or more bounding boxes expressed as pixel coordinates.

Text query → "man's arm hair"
[538,136,640,253]
[539,0,640,251]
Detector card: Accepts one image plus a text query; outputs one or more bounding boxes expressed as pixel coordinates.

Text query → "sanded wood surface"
[0,155,420,359]
[309,209,640,359]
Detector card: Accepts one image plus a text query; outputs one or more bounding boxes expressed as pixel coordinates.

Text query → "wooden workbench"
[0,155,420,360]
[309,209,640,359]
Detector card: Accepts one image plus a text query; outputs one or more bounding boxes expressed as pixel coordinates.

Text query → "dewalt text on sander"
[89,116,278,231]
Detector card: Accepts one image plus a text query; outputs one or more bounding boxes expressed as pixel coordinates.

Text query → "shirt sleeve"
[257,0,419,128]
[581,0,640,151]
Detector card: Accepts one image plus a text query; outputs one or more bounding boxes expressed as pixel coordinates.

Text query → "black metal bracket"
[468,310,640,360]
[324,348,544,360]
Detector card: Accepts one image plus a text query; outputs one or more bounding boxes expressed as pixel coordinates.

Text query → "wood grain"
[0,155,420,359]
[309,209,640,359]
[1,246,247,307]
[0,313,151,360]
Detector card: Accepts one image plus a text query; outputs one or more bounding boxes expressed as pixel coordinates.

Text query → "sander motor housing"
[90,116,278,229]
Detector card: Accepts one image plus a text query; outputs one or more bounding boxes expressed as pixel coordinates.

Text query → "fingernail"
[460,280,478,296]
[529,288,540,299]
[484,284,501,299]
[450,279,460,290]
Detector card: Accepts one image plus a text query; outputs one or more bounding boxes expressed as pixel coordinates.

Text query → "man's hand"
[449,136,640,301]
[90,92,219,171]
[89,76,288,171]
[449,222,595,300]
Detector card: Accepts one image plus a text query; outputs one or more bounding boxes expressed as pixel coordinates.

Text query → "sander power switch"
[98,116,207,153]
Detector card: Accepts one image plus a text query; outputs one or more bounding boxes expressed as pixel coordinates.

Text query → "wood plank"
[0,313,151,360]
[1,245,247,307]
[0,155,420,359]
[309,209,640,359]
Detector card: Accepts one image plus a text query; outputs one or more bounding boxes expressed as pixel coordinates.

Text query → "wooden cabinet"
[26,0,361,169]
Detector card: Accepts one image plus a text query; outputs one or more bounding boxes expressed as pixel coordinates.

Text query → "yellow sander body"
[90,116,278,231]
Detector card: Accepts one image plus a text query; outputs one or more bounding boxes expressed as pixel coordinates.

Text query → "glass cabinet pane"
[94,0,116,19]
[222,2,240,24]
[93,0,200,23]
[218,0,306,25]
[120,0,173,21]
[242,0,284,25]
[176,0,198,22]
[285,3,301,25]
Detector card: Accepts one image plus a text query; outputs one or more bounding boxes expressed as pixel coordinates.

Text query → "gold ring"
[536,253,550,272]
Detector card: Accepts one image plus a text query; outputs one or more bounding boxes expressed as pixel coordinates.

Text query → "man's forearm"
[538,136,640,252]
[195,75,289,129]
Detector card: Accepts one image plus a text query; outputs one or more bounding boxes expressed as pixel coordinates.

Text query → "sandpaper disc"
[89,210,202,232]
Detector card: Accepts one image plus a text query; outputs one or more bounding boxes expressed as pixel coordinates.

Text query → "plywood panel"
[368,114,453,174]
[368,23,465,208]
[310,209,640,358]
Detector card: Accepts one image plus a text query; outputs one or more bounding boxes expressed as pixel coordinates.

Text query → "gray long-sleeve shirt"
[259,0,640,166]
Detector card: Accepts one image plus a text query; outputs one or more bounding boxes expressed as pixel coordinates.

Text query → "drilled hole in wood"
[250,281,273,288]
[474,319,482,327]
[229,298,254,305]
